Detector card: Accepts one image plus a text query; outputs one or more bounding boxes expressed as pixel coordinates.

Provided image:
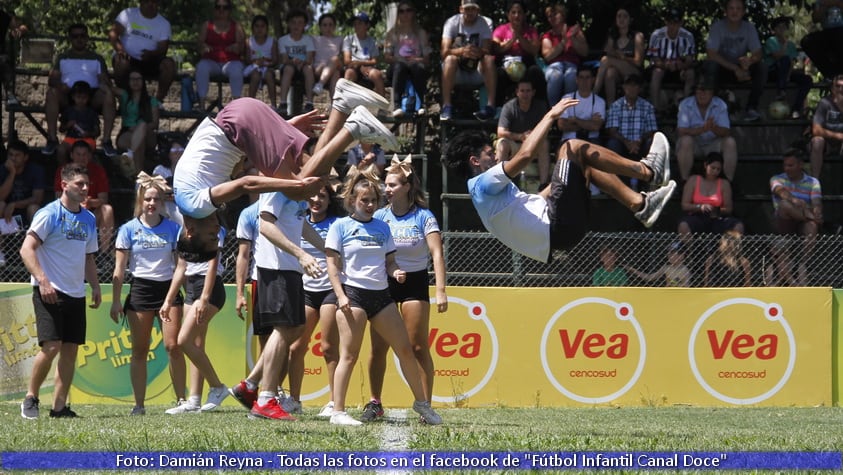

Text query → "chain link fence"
[2,228,841,288]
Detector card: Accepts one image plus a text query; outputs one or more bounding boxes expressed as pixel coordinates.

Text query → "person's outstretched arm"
[502,98,578,178]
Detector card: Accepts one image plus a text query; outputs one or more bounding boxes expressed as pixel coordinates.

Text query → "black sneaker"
[21,395,39,419]
[102,140,119,158]
[49,406,78,418]
[473,105,495,121]
[360,401,384,422]
[41,139,58,155]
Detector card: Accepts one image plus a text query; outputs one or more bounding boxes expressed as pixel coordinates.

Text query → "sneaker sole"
[348,106,399,150]
[248,411,296,421]
[641,181,676,228]
[20,407,37,420]
[649,132,671,189]
[228,387,254,410]
[335,78,389,111]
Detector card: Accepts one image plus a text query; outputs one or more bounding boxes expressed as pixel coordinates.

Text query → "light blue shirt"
[677,95,730,145]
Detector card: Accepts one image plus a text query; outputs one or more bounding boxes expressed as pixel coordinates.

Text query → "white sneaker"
[634,181,677,228]
[330,411,362,426]
[416,107,426,116]
[165,399,200,415]
[200,385,229,412]
[392,108,405,118]
[332,78,389,114]
[117,152,136,179]
[317,401,335,418]
[640,132,670,190]
[343,105,399,150]
[412,400,443,425]
[312,82,324,96]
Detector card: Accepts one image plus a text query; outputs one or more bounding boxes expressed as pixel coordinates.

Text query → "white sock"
[188,395,201,407]
[257,391,275,406]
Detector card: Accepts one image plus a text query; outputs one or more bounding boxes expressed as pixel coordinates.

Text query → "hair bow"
[136,171,171,193]
[386,154,414,178]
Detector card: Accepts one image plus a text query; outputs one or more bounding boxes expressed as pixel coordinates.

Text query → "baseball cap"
[461,0,480,9]
[665,7,682,22]
[352,12,371,24]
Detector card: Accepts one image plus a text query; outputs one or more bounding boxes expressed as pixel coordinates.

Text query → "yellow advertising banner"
[0,285,833,408]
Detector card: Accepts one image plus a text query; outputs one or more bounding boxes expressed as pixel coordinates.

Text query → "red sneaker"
[228,381,257,410]
[250,398,296,421]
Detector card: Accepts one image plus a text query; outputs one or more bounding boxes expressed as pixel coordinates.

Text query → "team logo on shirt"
[61,214,89,242]
[688,298,795,404]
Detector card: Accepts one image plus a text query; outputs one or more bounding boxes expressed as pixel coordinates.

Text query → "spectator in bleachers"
[678,152,743,239]
[808,74,843,177]
[153,137,184,181]
[113,73,161,177]
[279,9,316,115]
[109,0,177,104]
[605,74,657,161]
[676,78,737,181]
[646,8,696,116]
[343,12,386,99]
[313,13,343,101]
[440,0,497,121]
[195,0,245,110]
[495,79,550,187]
[542,4,587,106]
[557,65,605,146]
[703,0,765,121]
[1,8,27,106]
[770,149,822,247]
[704,230,751,287]
[764,237,807,286]
[384,1,432,118]
[801,0,843,80]
[345,142,386,177]
[43,24,118,158]
[593,7,645,105]
[56,81,100,166]
[592,246,628,286]
[243,15,278,109]
[0,139,45,266]
[493,0,545,107]
[625,241,692,287]
[763,16,812,119]
[54,141,115,253]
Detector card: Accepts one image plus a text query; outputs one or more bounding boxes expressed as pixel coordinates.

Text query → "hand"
[299,254,323,278]
[549,97,580,118]
[288,108,326,136]
[435,289,448,313]
[110,301,123,323]
[38,279,57,305]
[299,175,328,198]
[4,204,14,223]
[738,55,752,70]
[235,293,247,320]
[160,302,172,322]
[5,157,16,174]
[194,297,209,324]
[337,294,352,318]
[393,269,406,283]
[90,286,102,309]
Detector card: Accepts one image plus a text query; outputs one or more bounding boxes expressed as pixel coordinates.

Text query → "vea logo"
[688,298,795,404]
[540,298,646,403]
[393,296,499,404]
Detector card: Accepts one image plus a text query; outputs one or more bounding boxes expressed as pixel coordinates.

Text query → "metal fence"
[1,228,841,288]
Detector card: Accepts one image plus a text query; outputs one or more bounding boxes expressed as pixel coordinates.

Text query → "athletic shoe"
[6,92,19,106]
[474,105,495,121]
[228,381,257,410]
[312,82,324,96]
[303,102,315,113]
[200,385,229,412]
[360,401,384,422]
[343,105,399,150]
[280,397,303,414]
[416,107,426,116]
[392,108,405,118]
[317,401,335,418]
[117,153,136,178]
[49,406,78,418]
[41,139,58,156]
[412,400,442,425]
[165,399,200,415]
[634,180,677,228]
[441,105,453,121]
[330,411,362,426]
[249,398,296,421]
[102,140,119,158]
[332,78,389,115]
[640,132,670,190]
[130,406,146,416]
[21,395,39,419]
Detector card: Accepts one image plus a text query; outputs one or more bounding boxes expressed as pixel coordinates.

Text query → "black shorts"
[304,289,334,309]
[126,277,183,312]
[388,269,430,303]
[256,268,305,327]
[250,279,273,336]
[547,158,590,256]
[129,56,167,79]
[184,274,226,309]
[32,288,86,346]
[343,285,394,320]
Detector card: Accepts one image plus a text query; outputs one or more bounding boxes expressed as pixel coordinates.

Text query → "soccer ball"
[505,60,526,82]
[768,100,791,120]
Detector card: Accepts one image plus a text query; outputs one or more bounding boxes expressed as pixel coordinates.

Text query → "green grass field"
[2,403,842,473]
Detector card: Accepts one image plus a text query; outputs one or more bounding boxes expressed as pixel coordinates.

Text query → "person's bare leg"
[566,139,653,181]
[313,108,350,154]
[588,167,645,212]
[298,129,355,178]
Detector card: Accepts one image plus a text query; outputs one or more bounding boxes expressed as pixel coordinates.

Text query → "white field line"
[377,408,413,475]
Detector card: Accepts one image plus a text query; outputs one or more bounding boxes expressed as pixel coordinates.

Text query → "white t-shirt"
[248,35,275,62]
[254,192,307,272]
[301,214,336,292]
[278,34,315,62]
[116,7,172,60]
[468,163,549,262]
[28,199,98,297]
[325,216,395,290]
[115,217,180,281]
[314,35,342,67]
[374,206,440,272]
[560,91,606,141]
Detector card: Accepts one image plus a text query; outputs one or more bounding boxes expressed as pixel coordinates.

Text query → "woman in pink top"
[493,0,546,105]
[542,4,588,105]
[195,0,245,109]
[678,152,744,238]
